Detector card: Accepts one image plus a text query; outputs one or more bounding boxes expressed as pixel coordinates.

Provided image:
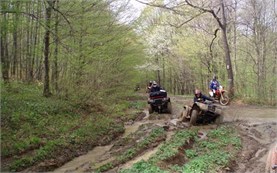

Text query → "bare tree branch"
[1,10,38,19]
[135,0,188,16]
[209,28,220,59]
[166,11,205,28]
[51,6,74,33]
[184,0,224,29]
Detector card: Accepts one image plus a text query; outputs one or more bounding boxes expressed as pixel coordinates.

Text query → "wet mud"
[52,95,277,173]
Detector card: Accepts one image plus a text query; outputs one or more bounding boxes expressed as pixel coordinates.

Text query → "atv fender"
[194,102,208,111]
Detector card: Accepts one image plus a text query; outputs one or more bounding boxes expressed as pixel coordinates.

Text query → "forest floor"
[23,94,277,173]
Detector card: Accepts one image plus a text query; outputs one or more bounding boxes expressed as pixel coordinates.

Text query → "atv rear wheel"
[190,109,198,126]
[167,102,172,114]
[148,105,154,114]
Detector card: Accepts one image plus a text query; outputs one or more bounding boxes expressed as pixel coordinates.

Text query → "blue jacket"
[209,80,220,90]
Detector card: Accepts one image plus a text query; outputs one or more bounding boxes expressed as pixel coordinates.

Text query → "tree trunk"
[233,0,238,76]
[26,1,31,82]
[53,0,59,92]
[1,12,10,83]
[43,0,54,97]
[12,2,19,78]
[220,0,234,97]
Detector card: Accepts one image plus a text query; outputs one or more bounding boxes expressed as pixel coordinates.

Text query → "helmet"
[213,75,217,80]
[195,89,201,96]
[152,81,157,87]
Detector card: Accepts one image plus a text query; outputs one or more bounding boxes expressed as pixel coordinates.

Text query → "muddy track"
[52,95,277,173]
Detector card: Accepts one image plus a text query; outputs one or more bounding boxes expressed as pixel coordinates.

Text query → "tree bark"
[12,2,20,78]
[220,0,234,97]
[53,0,59,92]
[1,12,10,83]
[43,0,55,97]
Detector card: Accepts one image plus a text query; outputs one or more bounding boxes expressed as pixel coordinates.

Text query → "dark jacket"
[150,85,161,92]
[194,94,214,103]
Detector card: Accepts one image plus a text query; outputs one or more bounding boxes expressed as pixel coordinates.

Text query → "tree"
[1,3,10,83]
[184,0,235,96]
[43,0,55,97]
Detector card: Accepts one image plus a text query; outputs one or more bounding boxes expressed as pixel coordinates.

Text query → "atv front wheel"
[190,109,198,126]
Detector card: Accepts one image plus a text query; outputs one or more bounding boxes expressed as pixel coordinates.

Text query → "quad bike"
[180,101,224,126]
[147,90,172,114]
[209,85,230,106]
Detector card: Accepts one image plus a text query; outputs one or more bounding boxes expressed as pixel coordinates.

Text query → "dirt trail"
[173,96,277,173]
[53,95,277,173]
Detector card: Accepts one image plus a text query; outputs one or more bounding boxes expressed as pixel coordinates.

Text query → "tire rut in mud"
[230,122,277,173]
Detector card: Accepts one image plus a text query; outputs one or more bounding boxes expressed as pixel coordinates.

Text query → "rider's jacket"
[209,80,220,90]
[194,94,213,103]
[150,86,161,92]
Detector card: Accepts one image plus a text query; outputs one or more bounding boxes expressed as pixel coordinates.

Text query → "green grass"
[120,160,169,173]
[170,126,241,173]
[1,82,138,171]
[148,129,197,164]
[121,126,241,173]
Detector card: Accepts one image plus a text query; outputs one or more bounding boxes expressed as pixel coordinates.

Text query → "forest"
[1,0,277,172]
[1,0,276,104]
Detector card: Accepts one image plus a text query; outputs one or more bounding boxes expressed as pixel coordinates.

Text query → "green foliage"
[128,101,146,110]
[170,126,241,173]
[10,156,34,172]
[185,149,197,159]
[123,126,241,173]
[120,160,169,173]
[149,129,197,163]
[118,148,137,162]
[1,83,127,171]
[173,151,230,173]
[96,163,114,173]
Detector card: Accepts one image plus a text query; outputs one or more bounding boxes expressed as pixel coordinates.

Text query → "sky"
[116,0,146,23]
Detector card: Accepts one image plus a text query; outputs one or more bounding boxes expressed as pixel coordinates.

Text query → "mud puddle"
[53,111,175,173]
[54,145,113,173]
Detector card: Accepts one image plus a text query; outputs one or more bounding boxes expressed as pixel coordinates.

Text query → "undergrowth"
[121,126,241,173]
[1,82,142,172]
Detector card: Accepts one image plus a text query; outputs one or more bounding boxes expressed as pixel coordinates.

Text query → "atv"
[148,90,172,114]
[180,101,224,126]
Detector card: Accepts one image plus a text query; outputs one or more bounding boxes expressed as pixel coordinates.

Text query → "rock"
[169,119,179,126]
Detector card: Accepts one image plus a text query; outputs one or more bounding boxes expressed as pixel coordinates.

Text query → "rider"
[194,89,214,103]
[148,81,153,88]
[150,81,161,92]
[209,75,220,97]
[146,81,153,93]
